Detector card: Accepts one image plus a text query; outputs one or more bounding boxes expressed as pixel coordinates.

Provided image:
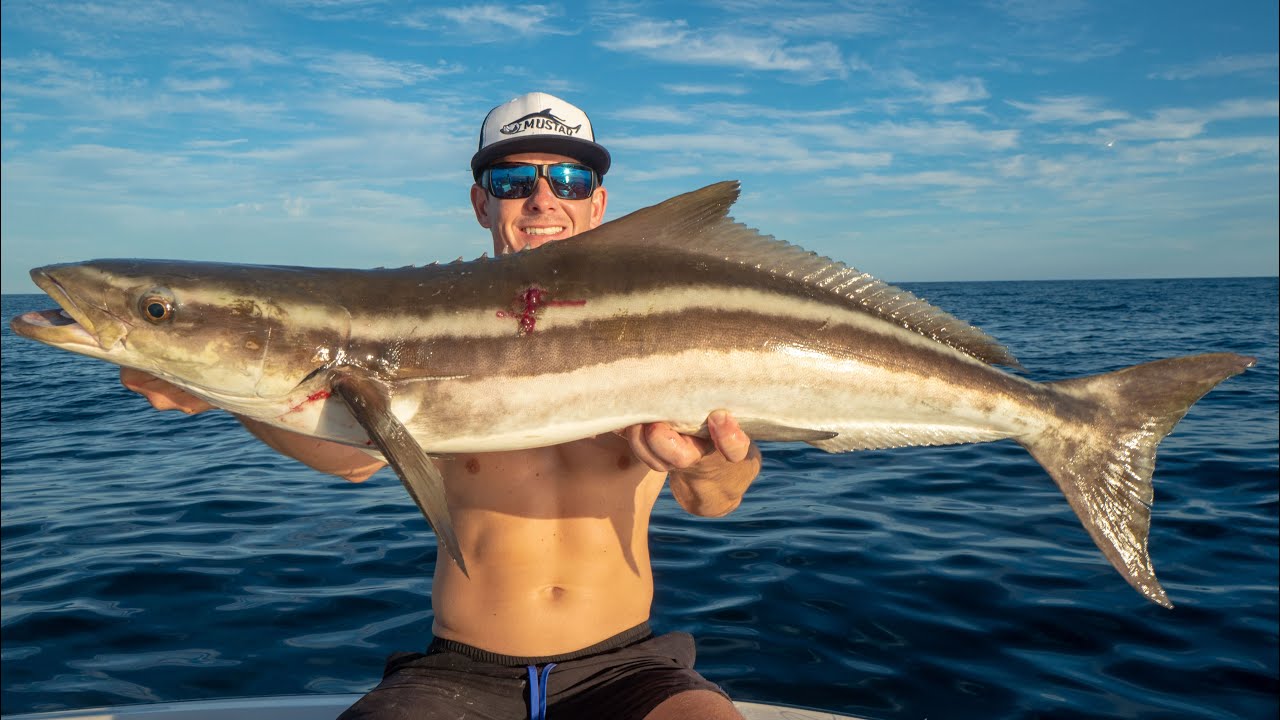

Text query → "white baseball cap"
[471,92,611,181]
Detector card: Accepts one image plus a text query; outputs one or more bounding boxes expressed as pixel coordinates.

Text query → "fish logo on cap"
[499,109,582,138]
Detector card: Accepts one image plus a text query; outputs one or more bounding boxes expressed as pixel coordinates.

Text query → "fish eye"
[139,294,175,324]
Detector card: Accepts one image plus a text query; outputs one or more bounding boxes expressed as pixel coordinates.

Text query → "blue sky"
[2,1,1277,294]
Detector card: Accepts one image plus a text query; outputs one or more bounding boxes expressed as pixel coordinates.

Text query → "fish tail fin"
[1021,352,1255,608]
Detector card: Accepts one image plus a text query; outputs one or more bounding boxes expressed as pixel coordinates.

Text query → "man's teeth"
[524,227,564,236]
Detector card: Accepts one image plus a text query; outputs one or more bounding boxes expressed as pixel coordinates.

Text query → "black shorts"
[336,622,729,720]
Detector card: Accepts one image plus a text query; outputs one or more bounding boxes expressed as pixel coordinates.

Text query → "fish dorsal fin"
[590,181,1021,368]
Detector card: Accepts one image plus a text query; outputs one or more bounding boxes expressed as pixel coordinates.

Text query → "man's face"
[470,152,608,254]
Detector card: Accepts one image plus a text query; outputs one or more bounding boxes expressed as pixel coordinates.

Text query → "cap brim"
[471,137,611,181]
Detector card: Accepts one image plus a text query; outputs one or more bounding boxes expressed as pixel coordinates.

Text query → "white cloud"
[1134,136,1280,165]
[710,0,900,37]
[281,194,311,217]
[618,164,705,183]
[277,0,387,22]
[927,78,990,106]
[991,0,1091,24]
[403,4,570,36]
[1204,98,1280,121]
[4,0,246,37]
[1151,53,1280,80]
[893,70,990,107]
[188,139,249,149]
[993,154,1030,178]
[840,170,995,189]
[200,45,290,71]
[1,52,96,81]
[599,19,849,79]
[611,131,807,156]
[611,107,696,124]
[851,121,1019,153]
[767,11,886,36]
[317,96,440,128]
[1007,96,1130,125]
[609,128,891,173]
[693,102,863,122]
[303,52,459,89]
[1107,99,1280,141]
[165,76,232,93]
[663,83,750,96]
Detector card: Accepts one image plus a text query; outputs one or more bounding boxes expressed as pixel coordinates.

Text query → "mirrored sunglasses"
[483,162,599,201]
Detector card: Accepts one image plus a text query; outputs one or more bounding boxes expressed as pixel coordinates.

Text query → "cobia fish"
[9,181,1254,607]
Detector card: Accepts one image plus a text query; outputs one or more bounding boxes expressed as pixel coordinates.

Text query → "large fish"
[9,182,1253,607]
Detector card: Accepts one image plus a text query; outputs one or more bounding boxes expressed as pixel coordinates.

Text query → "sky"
[1,1,1277,295]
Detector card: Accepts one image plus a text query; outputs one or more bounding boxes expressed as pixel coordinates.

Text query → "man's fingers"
[119,367,150,392]
[644,423,714,470]
[119,368,214,414]
[620,423,711,472]
[706,410,751,463]
[619,413,753,473]
[623,424,672,472]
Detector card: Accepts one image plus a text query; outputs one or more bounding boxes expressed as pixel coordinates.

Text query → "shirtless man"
[121,92,761,719]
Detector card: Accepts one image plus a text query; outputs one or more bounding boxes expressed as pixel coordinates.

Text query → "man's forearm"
[236,415,386,483]
[668,443,762,517]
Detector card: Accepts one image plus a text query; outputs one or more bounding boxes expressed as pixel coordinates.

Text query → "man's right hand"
[120,367,214,414]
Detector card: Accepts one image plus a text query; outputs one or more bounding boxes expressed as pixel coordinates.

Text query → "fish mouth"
[8,267,121,352]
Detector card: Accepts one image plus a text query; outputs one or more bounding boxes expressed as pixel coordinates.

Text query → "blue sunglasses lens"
[488,165,537,199]
[487,163,596,200]
[546,164,596,199]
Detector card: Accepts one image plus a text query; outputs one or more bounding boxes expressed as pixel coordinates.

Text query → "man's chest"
[437,439,663,517]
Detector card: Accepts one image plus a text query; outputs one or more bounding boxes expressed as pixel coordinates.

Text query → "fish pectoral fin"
[330,368,467,576]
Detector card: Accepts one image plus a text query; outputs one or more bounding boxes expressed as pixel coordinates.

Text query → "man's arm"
[120,368,386,482]
[237,417,387,482]
[621,410,762,517]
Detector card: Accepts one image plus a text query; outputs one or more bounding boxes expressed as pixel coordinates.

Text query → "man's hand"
[120,368,214,414]
[620,410,751,472]
[620,410,762,517]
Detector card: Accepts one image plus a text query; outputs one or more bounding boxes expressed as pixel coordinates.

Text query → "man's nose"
[524,177,559,209]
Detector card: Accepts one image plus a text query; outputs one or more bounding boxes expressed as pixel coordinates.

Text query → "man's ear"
[470,184,492,228]
[589,185,609,229]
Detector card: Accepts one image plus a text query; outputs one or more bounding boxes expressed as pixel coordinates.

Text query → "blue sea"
[2,278,1277,719]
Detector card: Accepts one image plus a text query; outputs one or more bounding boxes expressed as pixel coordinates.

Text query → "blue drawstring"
[527,662,557,720]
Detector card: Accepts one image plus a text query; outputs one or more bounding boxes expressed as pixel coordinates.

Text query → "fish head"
[9,259,342,408]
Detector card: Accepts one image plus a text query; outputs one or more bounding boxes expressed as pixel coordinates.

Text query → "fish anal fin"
[679,417,1012,451]
[330,368,467,576]
[666,418,838,443]
[735,420,838,443]
[807,425,1011,452]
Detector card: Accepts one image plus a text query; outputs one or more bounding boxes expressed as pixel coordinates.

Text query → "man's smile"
[522,226,566,236]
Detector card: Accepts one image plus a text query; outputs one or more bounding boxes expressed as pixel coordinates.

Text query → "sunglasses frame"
[482,162,600,201]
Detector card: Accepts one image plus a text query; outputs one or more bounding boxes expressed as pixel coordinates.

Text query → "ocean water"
[1,277,1277,719]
